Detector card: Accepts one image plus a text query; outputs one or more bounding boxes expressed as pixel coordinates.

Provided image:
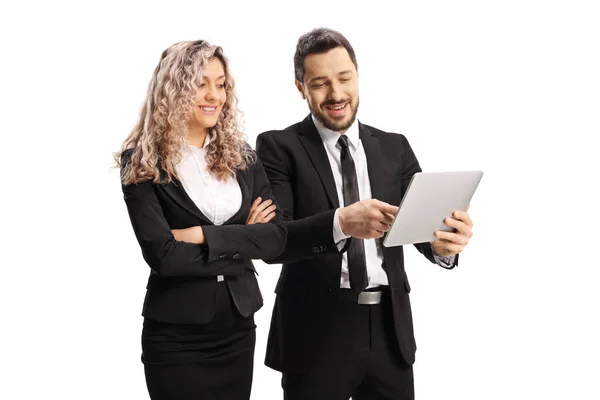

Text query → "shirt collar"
[202,133,212,149]
[311,114,360,150]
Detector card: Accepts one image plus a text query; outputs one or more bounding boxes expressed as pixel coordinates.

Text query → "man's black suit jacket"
[256,115,457,374]
[120,148,287,324]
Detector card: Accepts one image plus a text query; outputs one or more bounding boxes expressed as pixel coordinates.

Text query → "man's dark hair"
[294,28,358,84]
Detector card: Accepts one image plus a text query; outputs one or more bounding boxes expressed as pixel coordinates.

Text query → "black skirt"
[141,281,256,400]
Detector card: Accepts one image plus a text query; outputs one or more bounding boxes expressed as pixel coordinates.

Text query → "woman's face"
[189,58,227,131]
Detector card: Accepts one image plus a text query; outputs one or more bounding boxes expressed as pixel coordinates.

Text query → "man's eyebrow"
[307,70,353,84]
[308,76,328,84]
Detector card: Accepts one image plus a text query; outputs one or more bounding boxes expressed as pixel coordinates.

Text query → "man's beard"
[310,97,360,132]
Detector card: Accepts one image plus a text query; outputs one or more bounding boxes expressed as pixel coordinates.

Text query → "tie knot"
[337,134,349,149]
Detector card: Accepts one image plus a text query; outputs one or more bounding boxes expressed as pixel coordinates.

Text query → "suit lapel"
[297,115,340,208]
[162,179,213,224]
[359,123,386,202]
[223,170,250,224]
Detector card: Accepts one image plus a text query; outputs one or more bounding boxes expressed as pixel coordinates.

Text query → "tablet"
[382,171,483,247]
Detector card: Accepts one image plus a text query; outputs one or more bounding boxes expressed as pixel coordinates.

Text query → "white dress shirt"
[176,134,242,281]
[311,115,455,290]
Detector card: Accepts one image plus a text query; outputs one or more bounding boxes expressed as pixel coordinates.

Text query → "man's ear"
[295,80,306,100]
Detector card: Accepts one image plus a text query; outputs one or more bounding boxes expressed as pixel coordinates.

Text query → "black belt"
[338,286,390,305]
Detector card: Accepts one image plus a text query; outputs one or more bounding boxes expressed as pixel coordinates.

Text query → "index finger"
[373,200,398,216]
[252,197,262,207]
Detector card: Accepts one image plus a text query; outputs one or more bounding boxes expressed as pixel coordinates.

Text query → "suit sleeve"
[201,156,287,262]
[122,178,245,278]
[121,151,286,278]
[256,132,340,264]
[399,134,459,269]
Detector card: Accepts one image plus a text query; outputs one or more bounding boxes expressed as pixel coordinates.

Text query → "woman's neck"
[186,126,208,148]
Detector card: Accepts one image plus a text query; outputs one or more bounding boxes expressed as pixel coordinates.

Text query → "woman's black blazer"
[120,148,287,324]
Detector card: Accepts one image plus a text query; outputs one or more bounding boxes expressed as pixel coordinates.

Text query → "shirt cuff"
[333,208,350,251]
[431,243,456,268]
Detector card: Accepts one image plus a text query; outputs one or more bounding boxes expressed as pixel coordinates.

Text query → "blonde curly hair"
[115,40,254,184]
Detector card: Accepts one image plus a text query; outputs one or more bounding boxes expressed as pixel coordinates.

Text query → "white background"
[2,0,599,399]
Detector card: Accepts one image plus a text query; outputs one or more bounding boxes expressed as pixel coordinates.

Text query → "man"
[256,28,474,400]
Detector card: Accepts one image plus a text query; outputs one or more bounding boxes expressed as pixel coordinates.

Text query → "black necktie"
[338,135,368,293]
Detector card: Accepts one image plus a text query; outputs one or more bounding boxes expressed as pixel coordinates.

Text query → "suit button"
[328,285,338,293]
[320,245,327,251]
[219,253,227,259]
[312,246,320,253]
[232,253,240,259]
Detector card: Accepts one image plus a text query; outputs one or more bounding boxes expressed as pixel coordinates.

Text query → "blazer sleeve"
[121,151,286,278]
[201,156,287,263]
[399,134,459,269]
[256,132,340,264]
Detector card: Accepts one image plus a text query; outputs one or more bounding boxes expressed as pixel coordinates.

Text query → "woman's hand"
[246,197,277,224]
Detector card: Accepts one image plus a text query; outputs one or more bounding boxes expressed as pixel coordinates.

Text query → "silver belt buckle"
[217,275,224,282]
[357,291,382,305]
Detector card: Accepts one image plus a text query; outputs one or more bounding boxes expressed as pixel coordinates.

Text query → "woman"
[115,40,286,399]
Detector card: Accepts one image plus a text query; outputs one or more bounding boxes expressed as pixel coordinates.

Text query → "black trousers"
[282,287,414,400]
[141,281,256,400]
